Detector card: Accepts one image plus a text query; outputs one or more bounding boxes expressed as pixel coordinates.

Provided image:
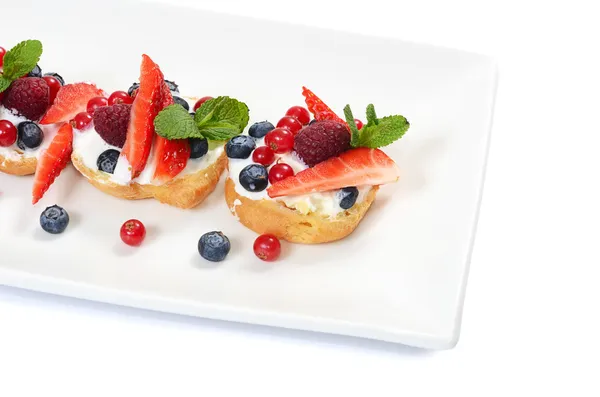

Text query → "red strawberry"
[302,86,347,126]
[267,147,399,198]
[152,81,190,182]
[121,55,164,179]
[40,83,105,124]
[32,123,73,204]
[2,77,50,121]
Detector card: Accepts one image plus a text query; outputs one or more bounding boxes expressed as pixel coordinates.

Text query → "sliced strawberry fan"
[302,86,347,126]
[40,83,105,124]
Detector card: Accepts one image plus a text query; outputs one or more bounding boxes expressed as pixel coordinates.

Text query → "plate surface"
[0,0,496,349]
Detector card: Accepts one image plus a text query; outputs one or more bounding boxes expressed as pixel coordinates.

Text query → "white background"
[1,0,599,395]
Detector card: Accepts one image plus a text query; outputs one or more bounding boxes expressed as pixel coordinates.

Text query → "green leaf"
[194,96,249,141]
[154,104,204,140]
[365,104,378,126]
[0,76,12,93]
[238,102,250,131]
[2,40,43,80]
[356,114,410,148]
[343,104,361,148]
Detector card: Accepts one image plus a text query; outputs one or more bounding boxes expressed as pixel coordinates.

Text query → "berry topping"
[108,90,133,105]
[164,80,179,92]
[252,146,276,166]
[40,205,69,234]
[267,147,400,198]
[43,72,65,86]
[0,120,18,147]
[293,120,350,166]
[355,119,364,130]
[302,86,347,125]
[0,46,5,67]
[32,123,73,204]
[86,96,108,115]
[276,116,303,135]
[2,77,50,121]
[198,231,231,262]
[17,121,44,150]
[27,64,42,78]
[172,95,189,111]
[42,75,62,104]
[40,82,105,124]
[248,121,275,138]
[127,82,139,97]
[97,149,120,174]
[239,164,268,192]
[264,128,294,154]
[226,135,256,159]
[93,103,131,148]
[189,137,209,159]
[193,96,213,111]
[71,111,93,130]
[337,187,359,209]
[120,219,146,247]
[253,234,281,262]
[285,106,311,125]
[268,163,294,184]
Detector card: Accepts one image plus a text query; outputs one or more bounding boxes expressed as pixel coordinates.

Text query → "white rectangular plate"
[0,0,496,349]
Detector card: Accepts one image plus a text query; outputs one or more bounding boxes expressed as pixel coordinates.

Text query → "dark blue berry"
[127,82,140,96]
[173,96,189,111]
[198,231,231,262]
[226,135,256,159]
[27,64,42,78]
[97,149,120,174]
[309,119,318,125]
[44,72,65,85]
[189,138,209,159]
[248,121,275,138]
[164,80,179,93]
[40,205,70,234]
[239,164,268,192]
[17,121,43,150]
[337,187,359,209]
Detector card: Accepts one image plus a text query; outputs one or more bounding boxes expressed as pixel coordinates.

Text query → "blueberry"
[239,164,268,192]
[309,119,318,125]
[189,138,209,159]
[27,64,42,78]
[226,135,256,159]
[248,121,275,138]
[97,149,120,174]
[198,231,231,262]
[40,205,70,234]
[44,72,65,85]
[17,121,44,150]
[337,187,359,209]
[173,96,189,111]
[164,80,179,93]
[127,82,140,96]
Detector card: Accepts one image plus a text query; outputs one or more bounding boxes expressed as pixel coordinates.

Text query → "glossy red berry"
[42,76,62,105]
[268,163,294,184]
[86,96,108,115]
[285,106,310,125]
[108,90,133,105]
[120,219,146,247]
[264,128,294,154]
[276,116,303,135]
[0,47,6,67]
[71,112,93,130]
[355,119,364,130]
[253,234,281,261]
[193,96,213,111]
[252,145,276,166]
[0,120,18,147]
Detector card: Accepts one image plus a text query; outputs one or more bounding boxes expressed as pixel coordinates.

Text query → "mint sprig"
[344,104,409,149]
[0,40,43,93]
[154,104,203,139]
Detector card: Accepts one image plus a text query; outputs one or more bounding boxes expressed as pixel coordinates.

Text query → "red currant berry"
[276,116,303,135]
[355,119,364,130]
[252,146,276,166]
[42,76,62,105]
[86,96,108,115]
[268,163,294,184]
[71,112,93,130]
[285,106,310,125]
[0,47,6,67]
[108,90,133,105]
[193,96,213,111]
[253,234,281,261]
[264,128,294,154]
[120,219,146,247]
[0,120,18,147]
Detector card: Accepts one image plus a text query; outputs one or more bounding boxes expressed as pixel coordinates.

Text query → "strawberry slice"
[302,86,347,125]
[267,147,400,198]
[121,55,164,179]
[152,82,190,182]
[39,83,104,124]
[32,123,73,204]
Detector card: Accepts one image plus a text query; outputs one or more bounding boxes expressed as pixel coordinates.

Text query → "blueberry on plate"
[97,149,120,174]
[198,231,231,262]
[189,138,209,159]
[43,72,65,86]
[164,80,179,93]
[239,164,268,192]
[226,135,256,159]
[173,96,189,111]
[40,205,70,234]
[337,187,359,209]
[27,64,42,78]
[127,82,140,96]
[248,121,275,138]
[17,121,44,150]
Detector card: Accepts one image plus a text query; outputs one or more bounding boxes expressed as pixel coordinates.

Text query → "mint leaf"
[194,96,249,141]
[356,114,409,148]
[238,102,250,131]
[343,105,361,148]
[154,104,204,140]
[365,104,378,126]
[1,40,43,81]
[0,76,12,93]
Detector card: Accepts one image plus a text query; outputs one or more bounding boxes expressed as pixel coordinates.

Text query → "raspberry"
[92,104,132,148]
[293,120,351,166]
[2,77,50,121]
